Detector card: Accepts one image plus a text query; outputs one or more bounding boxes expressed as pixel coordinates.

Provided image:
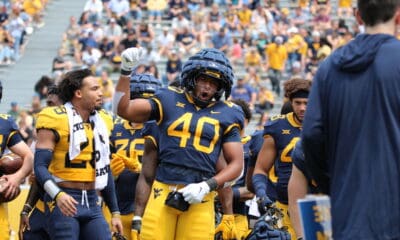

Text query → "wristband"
[44,179,62,200]
[206,178,218,191]
[112,211,121,218]
[133,216,142,221]
[120,69,132,76]
[20,211,29,216]
[55,191,66,201]
[23,203,33,212]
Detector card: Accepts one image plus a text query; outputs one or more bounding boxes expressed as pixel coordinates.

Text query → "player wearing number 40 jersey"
[252,78,311,239]
[114,47,244,240]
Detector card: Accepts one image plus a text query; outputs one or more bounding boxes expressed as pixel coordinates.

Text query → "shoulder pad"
[167,86,184,93]
[36,106,67,129]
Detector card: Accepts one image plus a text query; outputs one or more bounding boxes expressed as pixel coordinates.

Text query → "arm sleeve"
[302,70,330,194]
[33,149,54,187]
[252,173,268,198]
[100,169,119,213]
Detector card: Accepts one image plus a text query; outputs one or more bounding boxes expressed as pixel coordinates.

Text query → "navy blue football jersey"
[263,112,301,204]
[141,120,159,150]
[110,117,145,214]
[0,114,22,156]
[149,87,244,185]
[291,140,318,194]
[248,130,278,202]
[232,136,251,215]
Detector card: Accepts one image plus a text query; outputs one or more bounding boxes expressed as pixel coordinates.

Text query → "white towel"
[65,102,110,190]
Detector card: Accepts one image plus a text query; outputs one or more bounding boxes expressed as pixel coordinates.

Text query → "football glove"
[215,214,239,240]
[110,153,126,176]
[131,216,142,240]
[121,47,145,74]
[178,181,210,204]
[121,153,142,173]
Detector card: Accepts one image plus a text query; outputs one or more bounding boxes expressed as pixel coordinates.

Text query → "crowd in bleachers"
[0,0,48,65]
[7,0,359,141]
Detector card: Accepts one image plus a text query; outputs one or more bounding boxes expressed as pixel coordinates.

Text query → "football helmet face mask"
[180,48,234,107]
[129,74,162,99]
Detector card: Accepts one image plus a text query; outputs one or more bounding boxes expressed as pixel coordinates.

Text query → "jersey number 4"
[281,137,300,163]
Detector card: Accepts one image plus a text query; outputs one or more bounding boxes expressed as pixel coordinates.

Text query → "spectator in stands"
[92,22,104,42]
[98,36,115,61]
[142,46,160,64]
[255,84,275,127]
[286,26,306,72]
[256,31,269,59]
[223,12,240,35]
[83,0,103,23]
[129,0,142,20]
[230,77,257,110]
[308,30,321,58]
[147,0,167,25]
[290,6,308,27]
[230,37,243,64]
[191,13,208,48]
[104,17,123,46]
[244,46,263,69]
[244,66,262,88]
[22,0,44,28]
[157,26,174,57]
[52,48,72,77]
[120,29,138,49]
[0,3,8,26]
[7,4,26,61]
[171,12,190,35]
[63,16,81,57]
[165,49,182,85]
[237,4,253,30]
[168,0,185,20]
[81,42,102,69]
[313,6,331,30]
[206,3,222,32]
[106,0,130,26]
[176,26,197,55]
[146,61,160,79]
[241,30,254,50]
[337,0,353,18]
[211,27,231,54]
[122,19,135,35]
[0,25,14,64]
[265,36,287,95]
[98,70,114,111]
[7,101,20,120]
[78,11,91,29]
[136,22,154,49]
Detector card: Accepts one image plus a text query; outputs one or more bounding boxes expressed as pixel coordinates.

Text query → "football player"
[215,99,254,240]
[33,69,123,239]
[0,80,34,239]
[288,139,320,240]
[252,78,311,239]
[19,85,63,240]
[107,74,161,240]
[114,47,244,239]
